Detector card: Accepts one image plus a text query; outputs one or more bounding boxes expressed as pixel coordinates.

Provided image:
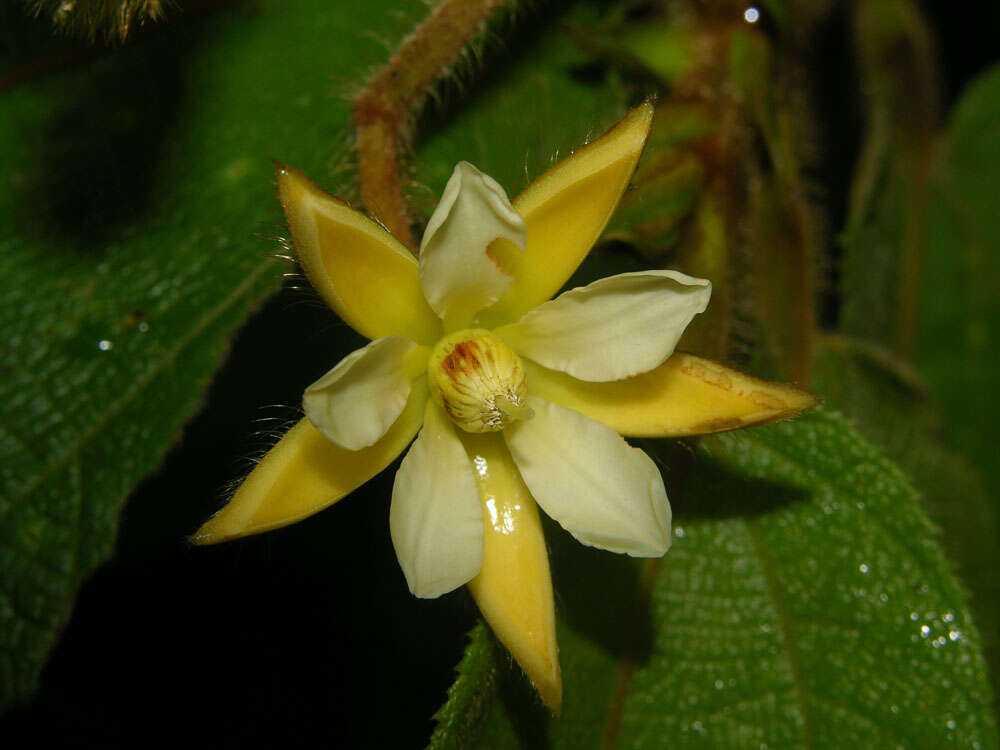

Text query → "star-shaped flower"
[193,101,817,711]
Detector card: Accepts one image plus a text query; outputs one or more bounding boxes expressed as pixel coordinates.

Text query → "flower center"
[427,329,532,433]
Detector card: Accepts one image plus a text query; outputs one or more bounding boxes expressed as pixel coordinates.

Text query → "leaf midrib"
[746,517,814,749]
[596,518,817,750]
[0,257,276,511]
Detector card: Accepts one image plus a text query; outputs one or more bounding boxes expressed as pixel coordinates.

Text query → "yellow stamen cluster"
[428,329,532,433]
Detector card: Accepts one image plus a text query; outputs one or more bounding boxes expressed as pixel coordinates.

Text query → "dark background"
[1,0,997,745]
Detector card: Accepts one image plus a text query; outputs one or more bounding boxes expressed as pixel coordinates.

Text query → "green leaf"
[0,0,440,709]
[910,64,1000,707]
[834,16,1000,714]
[838,0,937,355]
[430,412,997,747]
[812,335,1000,700]
[427,624,503,750]
[916,62,1000,496]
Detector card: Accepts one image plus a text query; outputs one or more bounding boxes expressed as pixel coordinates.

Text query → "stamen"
[495,394,534,423]
[427,328,530,433]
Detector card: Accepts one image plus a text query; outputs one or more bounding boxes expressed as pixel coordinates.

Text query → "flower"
[193,101,817,711]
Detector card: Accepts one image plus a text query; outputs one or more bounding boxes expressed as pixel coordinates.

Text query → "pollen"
[428,329,532,433]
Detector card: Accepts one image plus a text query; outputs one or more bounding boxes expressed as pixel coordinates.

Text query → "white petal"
[303,336,421,451]
[495,270,711,382]
[390,401,484,598]
[419,162,526,327]
[504,397,671,557]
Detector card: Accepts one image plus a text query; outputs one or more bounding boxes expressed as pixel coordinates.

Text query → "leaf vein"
[0,260,275,515]
[746,517,814,749]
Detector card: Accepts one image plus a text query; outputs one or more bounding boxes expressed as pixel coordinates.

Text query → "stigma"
[428,329,533,433]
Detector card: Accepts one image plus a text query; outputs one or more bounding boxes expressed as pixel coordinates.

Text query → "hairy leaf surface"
[430,413,997,748]
[916,63,1000,498]
[0,0,433,708]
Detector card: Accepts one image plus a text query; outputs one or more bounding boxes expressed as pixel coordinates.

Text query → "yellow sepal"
[461,433,562,713]
[192,380,429,544]
[275,163,442,344]
[479,101,655,328]
[527,353,819,437]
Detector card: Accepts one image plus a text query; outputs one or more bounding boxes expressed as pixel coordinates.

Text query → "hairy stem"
[352,0,509,251]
